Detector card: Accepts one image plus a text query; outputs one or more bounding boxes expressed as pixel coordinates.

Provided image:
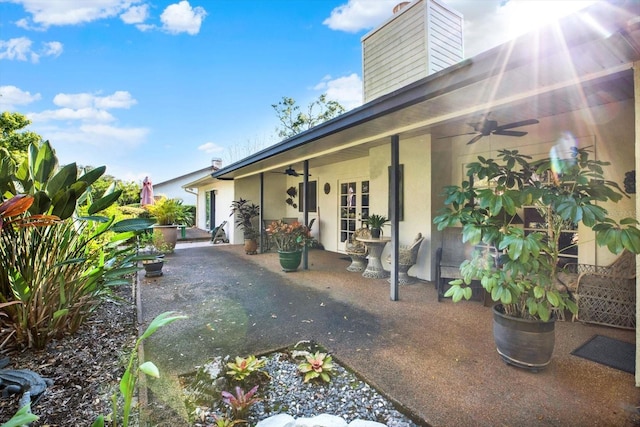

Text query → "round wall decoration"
[324,183,331,194]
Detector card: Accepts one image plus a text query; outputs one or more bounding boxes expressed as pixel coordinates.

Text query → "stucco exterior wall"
[193,178,234,241]
[232,176,262,244]
[369,135,433,280]
[298,157,370,253]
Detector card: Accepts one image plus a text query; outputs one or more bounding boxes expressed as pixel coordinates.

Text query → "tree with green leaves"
[87,171,141,206]
[272,94,345,139]
[0,111,42,165]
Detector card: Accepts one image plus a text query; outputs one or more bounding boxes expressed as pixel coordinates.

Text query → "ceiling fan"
[271,166,311,177]
[440,114,540,145]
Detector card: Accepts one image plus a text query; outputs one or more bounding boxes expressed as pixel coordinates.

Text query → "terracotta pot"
[154,225,178,251]
[244,238,258,255]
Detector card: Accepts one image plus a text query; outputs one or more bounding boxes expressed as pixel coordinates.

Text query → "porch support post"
[390,135,400,301]
[303,160,309,270]
[259,172,266,253]
[634,60,640,386]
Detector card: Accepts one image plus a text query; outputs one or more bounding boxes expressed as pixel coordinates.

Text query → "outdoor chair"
[345,227,371,272]
[435,228,485,302]
[562,250,636,329]
[386,233,424,284]
[211,221,229,244]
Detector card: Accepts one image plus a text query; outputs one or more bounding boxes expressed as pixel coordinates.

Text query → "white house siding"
[362,0,463,103]
[427,0,464,71]
[154,167,213,205]
[154,179,196,205]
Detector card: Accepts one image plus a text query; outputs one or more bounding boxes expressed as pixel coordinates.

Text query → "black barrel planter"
[492,303,556,372]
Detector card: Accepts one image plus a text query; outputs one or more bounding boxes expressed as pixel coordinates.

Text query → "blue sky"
[0,0,594,185]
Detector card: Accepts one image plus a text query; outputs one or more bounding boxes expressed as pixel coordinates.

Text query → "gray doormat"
[571,335,635,374]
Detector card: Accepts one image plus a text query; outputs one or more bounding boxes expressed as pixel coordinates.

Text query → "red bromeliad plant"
[221,385,260,419]
[266,219,315,252]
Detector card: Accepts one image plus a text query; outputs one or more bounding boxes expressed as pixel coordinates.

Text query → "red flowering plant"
[266,219,315,252]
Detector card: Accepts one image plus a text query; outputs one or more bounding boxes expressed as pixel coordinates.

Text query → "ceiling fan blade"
[494,130,528,137]
[495,119,539,131]
[467,134,484,145]
[436,132,477,140]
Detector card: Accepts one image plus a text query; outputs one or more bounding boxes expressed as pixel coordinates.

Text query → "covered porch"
[201,1,640,382]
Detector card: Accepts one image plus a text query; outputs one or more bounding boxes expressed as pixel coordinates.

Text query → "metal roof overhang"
[212,1,640,181]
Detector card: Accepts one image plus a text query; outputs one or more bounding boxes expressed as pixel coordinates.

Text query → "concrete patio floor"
[139,240,640,426]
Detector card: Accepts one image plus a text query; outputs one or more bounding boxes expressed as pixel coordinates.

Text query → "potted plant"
[266,219,315,271]
[146,197,191,251]
[138,230,172,277]
[365,214,388,238]
[230,198,260,254]
[433,147,640,371]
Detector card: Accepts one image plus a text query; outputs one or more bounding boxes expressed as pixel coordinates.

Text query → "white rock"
[348,420,387,427]
[295,414,349,427]
[256,413,296,427]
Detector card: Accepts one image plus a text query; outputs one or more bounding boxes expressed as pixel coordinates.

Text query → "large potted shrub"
[230,198,260,254]
[433,147,640,371]
[266,219,315,271]
[146,197,190,252]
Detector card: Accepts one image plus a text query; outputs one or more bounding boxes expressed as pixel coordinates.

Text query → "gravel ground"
[187,348,421,427]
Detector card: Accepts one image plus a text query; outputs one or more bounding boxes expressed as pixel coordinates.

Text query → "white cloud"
[53,93,94,109]
[0,37,33,61]
[42,41,63,57]
[0,85,41,110]
[30,91,137,125]
[198,142,225,154]
[78,123,149,143]
[29,107,116,123]
[0,37,64,63]
[120,4,149,24]
[9,0,208,35]
[95,91,137,109]
[37,123,150,171]
[323,0,396,33]
[314,73,363,111]
[160,1,207,35]
[52,91,137,110]
[8,0,146,28]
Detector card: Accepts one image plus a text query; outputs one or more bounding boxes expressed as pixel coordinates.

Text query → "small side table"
[356,236,391,279]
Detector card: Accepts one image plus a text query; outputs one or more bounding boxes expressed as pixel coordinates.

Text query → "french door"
[339,180,369,246]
